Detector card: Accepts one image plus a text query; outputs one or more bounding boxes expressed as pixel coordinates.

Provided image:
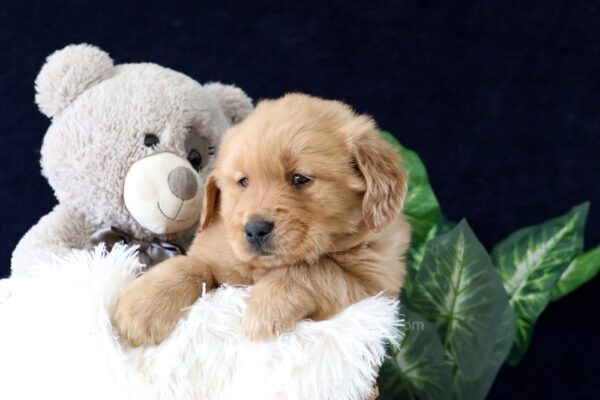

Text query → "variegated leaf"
[550,245,600,301]
[379,308,452,400]
[402,218,455,306]
[410,220,507,380]
[380,131,441,246]
[380,131,445,309]
[408,217,455,271]
[491,203,589,364]
[452,298,516,399]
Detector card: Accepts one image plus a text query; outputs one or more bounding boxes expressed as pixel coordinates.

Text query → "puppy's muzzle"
[244,218,274,252]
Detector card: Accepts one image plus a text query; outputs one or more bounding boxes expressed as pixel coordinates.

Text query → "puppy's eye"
[187,149,202,170]
[143,134,160,148]
[292,174,311,186]
[238,177,249,188]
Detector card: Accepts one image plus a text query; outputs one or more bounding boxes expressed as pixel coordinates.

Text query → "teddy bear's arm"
[11,204,96,277]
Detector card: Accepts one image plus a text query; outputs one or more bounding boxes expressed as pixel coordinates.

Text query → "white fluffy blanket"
[0,246,401,400]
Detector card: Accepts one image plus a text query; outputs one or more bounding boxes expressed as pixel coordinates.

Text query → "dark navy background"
[1,1,599,398]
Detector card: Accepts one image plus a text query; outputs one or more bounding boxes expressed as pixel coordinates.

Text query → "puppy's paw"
[241,298,298,341]
[112,283,181,347]
[112,265,202,347]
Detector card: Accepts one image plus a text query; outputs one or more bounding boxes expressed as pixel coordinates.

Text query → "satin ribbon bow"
[90,226,185,267]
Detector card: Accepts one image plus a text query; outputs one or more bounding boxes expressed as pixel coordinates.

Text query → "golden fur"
[113,94,411,346]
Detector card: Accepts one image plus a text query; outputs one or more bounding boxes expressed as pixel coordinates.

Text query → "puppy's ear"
[350,120,407,232]
[200,172,220,230]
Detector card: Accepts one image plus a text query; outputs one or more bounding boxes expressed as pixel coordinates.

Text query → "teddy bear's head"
[35,44,252,241]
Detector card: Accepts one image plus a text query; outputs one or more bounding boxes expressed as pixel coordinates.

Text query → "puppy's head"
[202,94,407,268]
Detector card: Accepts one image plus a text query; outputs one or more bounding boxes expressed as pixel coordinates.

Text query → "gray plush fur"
[11,44,252,277]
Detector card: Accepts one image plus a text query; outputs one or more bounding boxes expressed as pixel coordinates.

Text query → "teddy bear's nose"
[168,167,198,201]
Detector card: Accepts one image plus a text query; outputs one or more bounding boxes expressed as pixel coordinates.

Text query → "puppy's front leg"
[113,255,213,346]
[242,267,317,341]
[242,259,366,341]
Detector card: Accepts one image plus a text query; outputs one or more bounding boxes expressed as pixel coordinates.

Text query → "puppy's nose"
[244,219,274,249]
[168,167,198,201]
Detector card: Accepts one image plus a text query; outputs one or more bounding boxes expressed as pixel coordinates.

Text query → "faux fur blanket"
[0,245,401,400]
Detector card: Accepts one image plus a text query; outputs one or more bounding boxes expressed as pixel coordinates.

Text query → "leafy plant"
[490,203,588,364]
[551,245,600,301]
[378,132,599,400]
[380,131,441,246]
[379,308,451,400]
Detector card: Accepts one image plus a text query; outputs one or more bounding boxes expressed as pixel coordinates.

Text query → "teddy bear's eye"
[187,149,202,171]
[143,134,160,148]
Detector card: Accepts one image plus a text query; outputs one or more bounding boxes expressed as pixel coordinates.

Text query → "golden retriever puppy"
[113,93,410,346]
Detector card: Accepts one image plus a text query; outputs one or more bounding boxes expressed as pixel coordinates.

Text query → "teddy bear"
[10,44,252,277]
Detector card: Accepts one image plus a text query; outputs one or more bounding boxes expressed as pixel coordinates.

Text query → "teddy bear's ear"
[35,44,115,118]
[204,82,253,125]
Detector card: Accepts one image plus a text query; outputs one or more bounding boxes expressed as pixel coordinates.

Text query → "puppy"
[113,93,410,346]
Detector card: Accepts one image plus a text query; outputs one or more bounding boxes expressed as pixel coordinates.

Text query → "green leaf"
[452,298,516,399]
[402,217,455,307]
[380,131,441,245]
[381,131,446,308]
[409,220,508,380]
[550,245,600,301]
[491,203,589,364]
[408,217,455,271]
[379,308,452,400]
